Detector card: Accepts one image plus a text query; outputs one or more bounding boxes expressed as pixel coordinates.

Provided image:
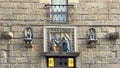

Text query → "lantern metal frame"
[87,28,97,48]
[23,27,33,48]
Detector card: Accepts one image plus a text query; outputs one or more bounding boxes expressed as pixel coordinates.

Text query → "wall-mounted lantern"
[87,28,97,48]
[23,27,33,48]
[106,32,119,40]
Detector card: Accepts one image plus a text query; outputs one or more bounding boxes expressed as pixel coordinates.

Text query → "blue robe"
[62,40,70,52]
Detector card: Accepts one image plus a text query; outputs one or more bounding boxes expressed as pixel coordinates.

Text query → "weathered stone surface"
[95,51,111,58]
[10,0,39,3]
[69,0,79,3]
[0,0,9,2]
[0,9,12,14]
[97,14,108,20]
[110,64,120,68]
[108,3,120,8]
[109,9,120,14]
[0,15,17,20]
[96,58,111,63]
[0,0,120,68]
[15,3,34,9]
[80,0,110,2]
[12,26,25,32]
[81,15,97,21]
[82,57,95,63]
[101,64,111,68]
[116,51,120,59]
[96,45,110,51]
[109,15,120,21]
[0,3,16,8]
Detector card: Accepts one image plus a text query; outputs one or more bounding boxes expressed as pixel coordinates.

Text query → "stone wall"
[0,0,120,68]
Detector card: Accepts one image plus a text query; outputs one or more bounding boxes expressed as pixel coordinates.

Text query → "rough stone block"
[98,14,108,20]
[33,32,43,39]
[0,15,17,20]
[116,51,120,59]
[78,32,86,38]
[9,51,23,57]
[99,39,112,45]
[7,58,17,63]
[34,64,42,68]
[1,45,13,51]
[12,26,25,32]
[97,58,111,63]
[81,64,89,68]
[34,45,43,51]
[110,64,120,68]
[13,45,26,51]
[32,27,41,32]
[101,27,109,32]
[96,45,110,51]
[80,0,109,2]
[109,9,120,14]
[10,0,39,3]
[2,64,10,68]
[32,39,43,45]
[77,39,87,45]
[98,33,107,39]
[108,27,116,33]
[40,0,50,3]
[116,39,120,44]
[70,15,81,21]
[109,15,120,21]
[82,57,94,63]
[0,58,7,63]
[111,58,119,63]
[17,15,42,21]
[95,51,111,58]
[12,9,28,14]
[15,3,34,9]
[0,3,15,8]
[9,64,16,68]
[0,0,9,1]
[0,9,11,14]
[81,15,97,21]
[81,51,96,58]
[17,58,28,63]
[79,8,93,14]
[111,45,120,51]
[14,32,23,39]
[69,0,79,3]
[11,39,24,45]
[86,3,106,8]
[34,3,45,9]
[109,3,119,8]
[0,51,7,58]
[101,64,111,68]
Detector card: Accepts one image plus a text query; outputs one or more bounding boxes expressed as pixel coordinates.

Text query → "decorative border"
[44,26,77,52]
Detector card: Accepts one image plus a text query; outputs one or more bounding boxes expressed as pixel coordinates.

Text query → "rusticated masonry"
[0,0,120,68]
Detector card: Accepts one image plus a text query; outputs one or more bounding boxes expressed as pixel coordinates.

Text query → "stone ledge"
[42,52,80,57]
[1,31,13,39]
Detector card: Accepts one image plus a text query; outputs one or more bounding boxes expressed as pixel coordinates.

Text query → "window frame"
[51,0,68,23]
